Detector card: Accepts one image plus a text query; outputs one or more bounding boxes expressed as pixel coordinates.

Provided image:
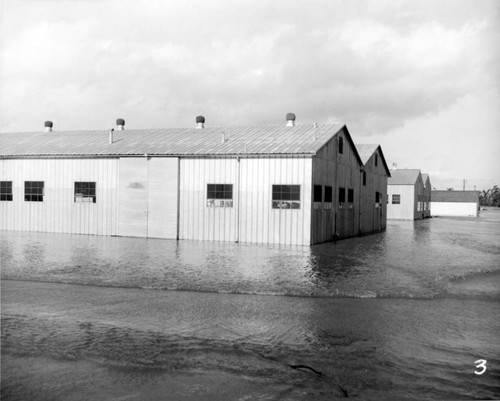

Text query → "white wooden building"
[431,190,479,217]
[1,115,386,245]
[387,169,427,220]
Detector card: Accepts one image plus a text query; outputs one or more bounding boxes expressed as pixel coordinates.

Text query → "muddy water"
[2,210,500,400]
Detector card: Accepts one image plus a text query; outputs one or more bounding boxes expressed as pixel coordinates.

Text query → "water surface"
[2,210,500,400]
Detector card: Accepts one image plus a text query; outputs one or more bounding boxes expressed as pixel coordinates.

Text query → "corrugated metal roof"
[0,124,345,157]
[388,169,421,185]
[431,190,479,203]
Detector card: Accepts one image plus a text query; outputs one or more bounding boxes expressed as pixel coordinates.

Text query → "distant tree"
[480,185,500,207]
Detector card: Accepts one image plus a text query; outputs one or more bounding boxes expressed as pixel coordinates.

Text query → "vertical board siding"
[359,149,388,235]
[179,157,312,245]
[387,185,416,220]
[117,158,148,237]
[311,130,362,244]
[117,157,179,238]
[239,157,311,245]
[147,158,178,239]
[179,158,238,242]
[0,158,118,235]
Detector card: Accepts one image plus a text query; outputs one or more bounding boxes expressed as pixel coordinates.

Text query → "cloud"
[0,0,498,137]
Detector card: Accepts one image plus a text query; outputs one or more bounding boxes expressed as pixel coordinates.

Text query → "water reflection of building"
[0,114,390,245]
[387,169,430,220]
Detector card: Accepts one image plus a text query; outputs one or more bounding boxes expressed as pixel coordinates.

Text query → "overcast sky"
[1,0,498,190]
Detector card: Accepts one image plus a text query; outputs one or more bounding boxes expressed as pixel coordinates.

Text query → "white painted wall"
[0,158,119,235]
[179,157,312,245]
[387,185,415,220]
[239,157,312,245]
[179,158,239,242]
[117,157,178,238]
[431,202,478,217]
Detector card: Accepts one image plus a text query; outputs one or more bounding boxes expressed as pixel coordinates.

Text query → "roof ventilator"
[44,121,53,132]
[196,115,205,129]
[286,113,295,127]
[116,118,125,131]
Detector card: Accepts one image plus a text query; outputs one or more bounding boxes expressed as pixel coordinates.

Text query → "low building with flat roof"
[431,190,479,217]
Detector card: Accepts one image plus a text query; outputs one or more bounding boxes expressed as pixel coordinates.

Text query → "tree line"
[479,185,500,207]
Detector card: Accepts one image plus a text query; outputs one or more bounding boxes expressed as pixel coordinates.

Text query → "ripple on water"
[1,211,500,300]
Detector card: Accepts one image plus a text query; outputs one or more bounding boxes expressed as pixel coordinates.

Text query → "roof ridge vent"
[44,121,53,132]
[286,113,296,127]
[196,115,205,129]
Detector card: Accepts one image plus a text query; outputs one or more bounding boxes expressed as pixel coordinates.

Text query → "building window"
[24,181,44,202]
[0,181,13,201]
[324,186,333,203]
[375,153,378,167]
[375,191,381,208]
[362,171,366,186]
[272,185,300,209]
[313,185,322,209]
[324,186,333,209]
[313,185,322,202]
[338,136,344,154]
[348,188,354,203]
[75,182,96,203]
[338,187,346,208]
[392,194,401,204]
[207,184,233,207]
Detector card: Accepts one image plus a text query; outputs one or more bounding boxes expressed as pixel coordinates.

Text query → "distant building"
[431,190,480,217]
[356,144,391,235]
[387,169,426,220]
[421,173,432,218]
[0,115,389,245]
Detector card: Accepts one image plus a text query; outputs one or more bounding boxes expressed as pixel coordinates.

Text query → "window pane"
[25,181,44,202]
[348,188,354,203]
[74,182,96,203]
[324,186,332,202]
[338,187,345,203]
[207,183,233,201]
[314,185,322,202]
[0,182,13,201]
[272,185,300,208]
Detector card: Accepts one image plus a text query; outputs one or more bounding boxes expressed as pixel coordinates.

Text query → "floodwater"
[1,210,500,400]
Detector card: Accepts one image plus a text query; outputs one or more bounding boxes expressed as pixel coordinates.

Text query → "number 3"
[474,359,487,375]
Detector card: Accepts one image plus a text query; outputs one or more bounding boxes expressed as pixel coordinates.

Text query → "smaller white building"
[387,169,426,220]
[431,190,479,217]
